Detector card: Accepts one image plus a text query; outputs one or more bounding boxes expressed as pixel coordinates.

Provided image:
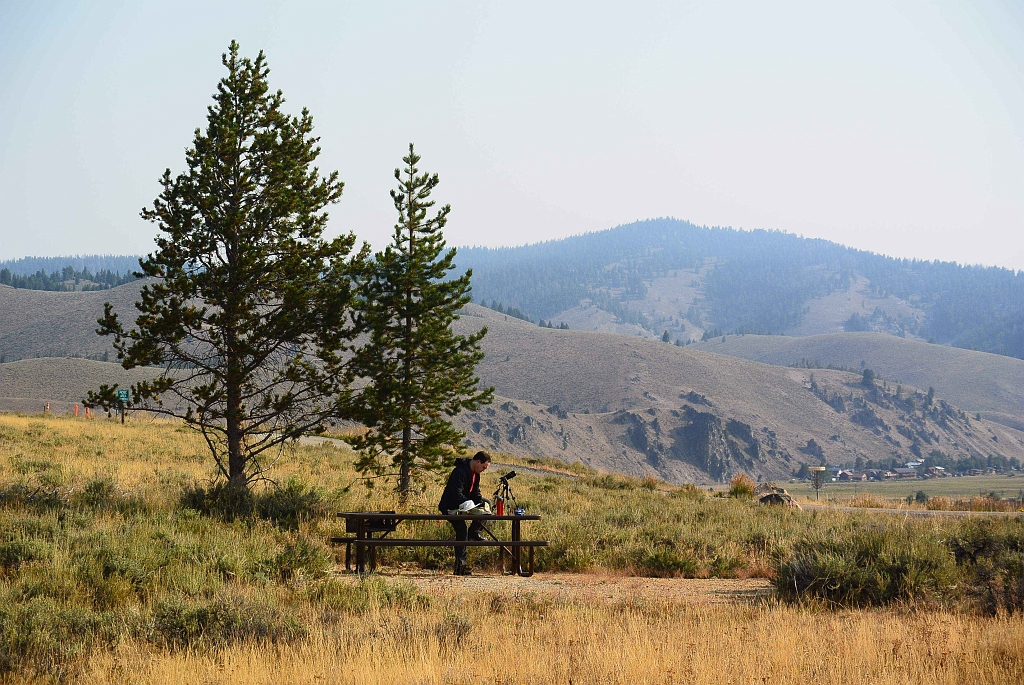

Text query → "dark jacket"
[438,458,485,513]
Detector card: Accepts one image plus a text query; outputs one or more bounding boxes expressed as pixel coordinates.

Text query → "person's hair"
[472,451,492,463]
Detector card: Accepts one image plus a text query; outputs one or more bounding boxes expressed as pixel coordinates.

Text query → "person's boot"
[454,561,473,576]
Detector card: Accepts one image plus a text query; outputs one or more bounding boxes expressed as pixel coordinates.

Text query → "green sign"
[117,390,130,402]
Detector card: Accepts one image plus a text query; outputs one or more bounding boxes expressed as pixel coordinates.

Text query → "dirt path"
[342,569,772,605]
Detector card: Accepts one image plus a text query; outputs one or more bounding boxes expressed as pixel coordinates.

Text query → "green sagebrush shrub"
[774,523,958,608]
[774,517,1024,613]
[180,477,323,529]
[0,598,129,681]
[274,535,332,582]
[633,548,699,577]
[302,576,429,616]
[0,538,51,572]
[0,475,147,515]
[151,593,306,649]
[947,518,1024,615]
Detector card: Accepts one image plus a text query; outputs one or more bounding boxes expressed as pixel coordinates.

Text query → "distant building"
[894,467,919,479]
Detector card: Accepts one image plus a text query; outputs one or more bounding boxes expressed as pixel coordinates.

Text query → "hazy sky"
[2,0,1022,269]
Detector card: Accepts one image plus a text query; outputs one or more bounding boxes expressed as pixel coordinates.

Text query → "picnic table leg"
[523,545,534,577]
[512,518,522,575]
[356,519,366,574]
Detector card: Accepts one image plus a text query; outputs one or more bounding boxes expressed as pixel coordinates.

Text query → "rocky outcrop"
[670,409,733,481]
[755,483,802,509]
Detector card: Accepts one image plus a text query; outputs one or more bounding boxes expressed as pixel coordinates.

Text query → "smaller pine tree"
[346,145,493,497]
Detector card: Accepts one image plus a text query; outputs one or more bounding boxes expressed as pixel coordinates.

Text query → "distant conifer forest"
[456,219,1024,360]
[0,256,141,291]
[5,222,1022,359]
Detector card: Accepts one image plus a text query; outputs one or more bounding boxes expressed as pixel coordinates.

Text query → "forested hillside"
[456,219,1024,359]
[6,226,1022,358]
[0,255,141,292]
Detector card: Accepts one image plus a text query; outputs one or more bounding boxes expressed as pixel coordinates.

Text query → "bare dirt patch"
[340,569,772,605]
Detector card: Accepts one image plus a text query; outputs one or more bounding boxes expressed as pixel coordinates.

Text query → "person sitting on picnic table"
[438,451,492,576]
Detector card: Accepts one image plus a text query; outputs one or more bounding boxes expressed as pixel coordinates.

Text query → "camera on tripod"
[494,470,521,516]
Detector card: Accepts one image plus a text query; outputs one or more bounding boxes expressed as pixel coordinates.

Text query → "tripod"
[493,474,521,514]
[479,472,523,574]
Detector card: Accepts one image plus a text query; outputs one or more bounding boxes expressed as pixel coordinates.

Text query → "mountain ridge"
[457,218,1024,359]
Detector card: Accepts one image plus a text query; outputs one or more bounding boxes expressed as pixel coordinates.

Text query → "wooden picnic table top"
[337,511,541,522]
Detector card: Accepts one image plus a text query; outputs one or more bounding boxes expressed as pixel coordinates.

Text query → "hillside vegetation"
[1,415,1023,683]
[457,218,1024,359]
[9,220,1023,360]
[0,358,162,415]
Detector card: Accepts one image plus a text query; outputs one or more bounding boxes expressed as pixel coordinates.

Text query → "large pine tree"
[89,42,364,491]
[347,144,493,496]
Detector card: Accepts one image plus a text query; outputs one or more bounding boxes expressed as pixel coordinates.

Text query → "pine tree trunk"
[397,196,416,500]
[399,425,412,497]
[225,328,246,490]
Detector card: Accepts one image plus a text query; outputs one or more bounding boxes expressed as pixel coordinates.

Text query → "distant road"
[800,502,1024,518]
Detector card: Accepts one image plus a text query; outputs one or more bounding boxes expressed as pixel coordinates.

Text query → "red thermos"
[495,496,504,516]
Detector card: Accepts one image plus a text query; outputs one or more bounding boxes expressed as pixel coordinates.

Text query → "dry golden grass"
[4,414,1024,684]
[837,492,1024,513]
[925,496,1024,512]
[0,412,210,490]
[81,591,1024,685]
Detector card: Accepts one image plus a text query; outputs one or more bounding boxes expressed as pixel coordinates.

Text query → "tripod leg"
[480,523,514,572]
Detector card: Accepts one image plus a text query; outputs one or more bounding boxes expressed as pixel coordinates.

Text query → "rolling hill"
[690,332,1024,430]
[2,284,1022,484]
[0,281,144,362]
[448,306,1024,482]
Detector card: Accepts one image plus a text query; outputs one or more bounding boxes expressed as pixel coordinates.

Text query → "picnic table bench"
[332,511,549,576]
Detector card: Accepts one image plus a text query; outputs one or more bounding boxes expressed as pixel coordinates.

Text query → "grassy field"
[79,594,1024,685]
[1,414,1023,683]
[793,474,1024,501]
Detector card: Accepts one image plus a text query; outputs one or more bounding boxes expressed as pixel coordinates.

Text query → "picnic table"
[333,511,549,576]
